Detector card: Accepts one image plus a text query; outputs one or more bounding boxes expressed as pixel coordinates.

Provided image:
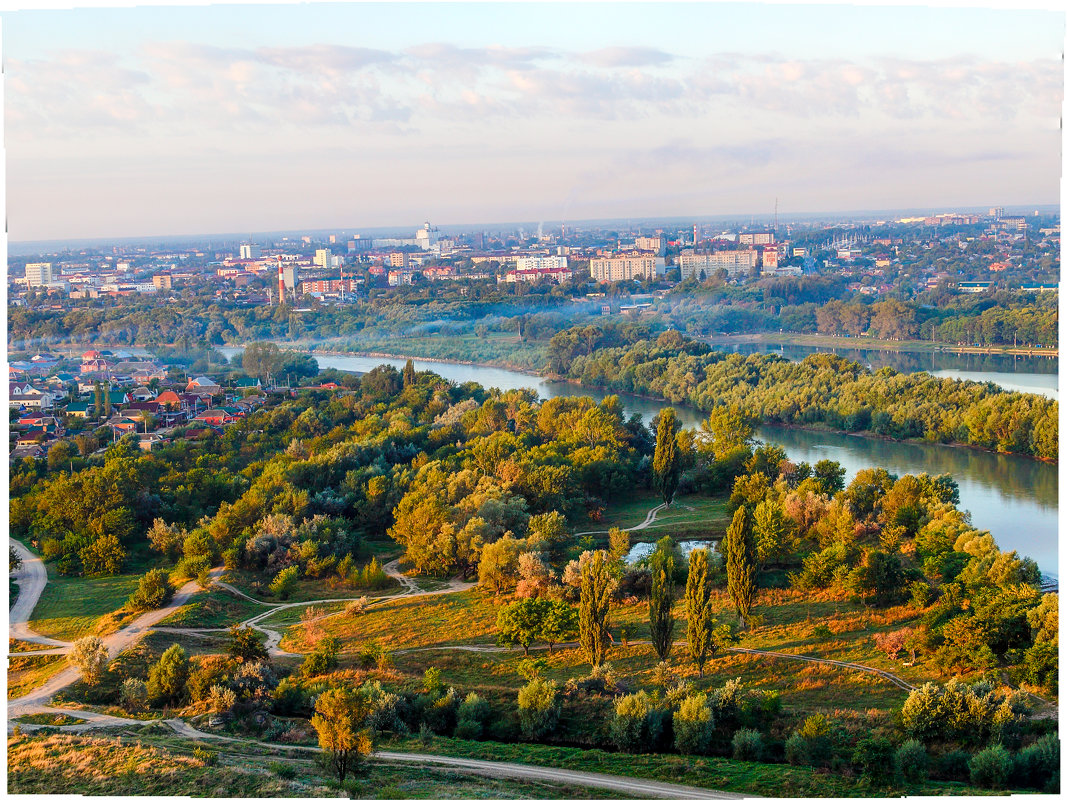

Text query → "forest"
[547,327,1058,460]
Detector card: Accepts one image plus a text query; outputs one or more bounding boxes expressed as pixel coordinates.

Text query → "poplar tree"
[403,359,416,389]
[649,541,675,661]
[579,550,612,667]
[653,407,680,507]
[723,506,757,629]
[93,382,102,419]
[685,547,715,676]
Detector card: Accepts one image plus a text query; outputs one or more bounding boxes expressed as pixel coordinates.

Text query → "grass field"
[592,491,731,541]
[8,655,68,700]
[385,734,976,798]
[222,568,401,605]
[8,729,630,799]
[29,567,143,641]
[163,589,265,629]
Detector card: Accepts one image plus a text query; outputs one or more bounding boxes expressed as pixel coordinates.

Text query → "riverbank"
[702,332,1059,357]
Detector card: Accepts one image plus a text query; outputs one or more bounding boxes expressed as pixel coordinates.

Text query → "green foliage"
[579,550,613,668]
[455,692,490,740]
[684,547,716,676]
[497,598,550,656]
[610,691,661,753]
[127,568,174,611]
[723,506,757,627]
[894,739,928,783]
[652,408,681,506]
[227,625,268,663]
[731,729,764,762]
[148,644,190,707]
[648,538,675,661]
[784,733,810,766]
[673,693,714,755]
[79,535,125,577]
[301,637,340,678]
[269,565,299,600]
[969,744,1011,789]
[898,679,1027,746]
[851,736,895,785]
[1011,733,1059,789]
[516,678,560,741]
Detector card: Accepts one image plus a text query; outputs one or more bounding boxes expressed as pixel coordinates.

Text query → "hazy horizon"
[5,2,1063,242]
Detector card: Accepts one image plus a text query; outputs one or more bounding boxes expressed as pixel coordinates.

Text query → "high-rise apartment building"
[589,255,664,282]
[239,244,261,260]
[678,250,757,279]
[25,263,53,287]
[314,249,330,268]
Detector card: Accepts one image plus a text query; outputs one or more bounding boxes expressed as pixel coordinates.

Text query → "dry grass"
[8,655,68,699]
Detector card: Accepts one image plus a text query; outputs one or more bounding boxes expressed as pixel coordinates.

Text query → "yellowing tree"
[311,688,373,782]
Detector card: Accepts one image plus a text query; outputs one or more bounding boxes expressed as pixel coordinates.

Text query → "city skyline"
[4,1,1063,242]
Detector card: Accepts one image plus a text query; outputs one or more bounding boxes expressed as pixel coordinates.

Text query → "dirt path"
[575,502,667,538]
[9,566,225,713]
[151,719,745,799]
[9,538,69,648]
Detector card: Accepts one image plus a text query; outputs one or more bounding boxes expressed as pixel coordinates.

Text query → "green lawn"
[592,491,732,540]
[29,568,143,641]
[163,589,264,629]
[8,655,68,700]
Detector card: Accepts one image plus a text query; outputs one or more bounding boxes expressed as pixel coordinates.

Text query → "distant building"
[389,252,409,269]
[282,264,299,291]
[314,249,330,268]
[152,273,173,290]
[301,278,361,295]
[738,232,775,245]
[678,250,757,280]
[589,255,664,282]
[760,248,779,274]
[516,256,569,272]
[25,263,53,287]
[388,270,417,287]
[958,281,993,294]
[634,234,666,255]
[415,222,439,251]
[239,244,261,260]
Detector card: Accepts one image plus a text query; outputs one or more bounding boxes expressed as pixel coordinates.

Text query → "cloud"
[579,46,675,68]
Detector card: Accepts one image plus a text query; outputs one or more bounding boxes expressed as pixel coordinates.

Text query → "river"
[220,348,1058,575]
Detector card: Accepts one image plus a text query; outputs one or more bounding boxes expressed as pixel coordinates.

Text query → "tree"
[79,534,126,577]
[700,405,756,461]
[723,506,757,629]
[147,519,185,562]
[648,540,675,661]
[685,547,716,677]
[69,635,109,685]
[270,565,299,599]
[652,408,681,507]
[148,644,189,706]
[311,687,373,782]
[301,636,340,678]
[128,568,174,610]
[227,625,269,662]
[674,693,714,755]
[93,382,103,419]
[10,545,22,573]
[579,550,613,667]
[540,600,579,652]
[753,498,790,568]
[497,598,548,656]
[402,359,416,389]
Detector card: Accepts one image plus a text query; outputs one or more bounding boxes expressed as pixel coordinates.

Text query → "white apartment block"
[589,255,665,282]
[239,244,261,260]
[516,255,569,272]
[25,263,53,287]
[678,250,758,280]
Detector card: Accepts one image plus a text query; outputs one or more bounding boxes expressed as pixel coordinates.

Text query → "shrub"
[852,736,895,785]
[422,686,457,735]
[517,678,560,741]
[208,684,237,715]
[300,637,339,678]
[673,694,714,755]
[270,565,299,599]
[455,692,490,740]
[969,744,1011,789]
[1011,733,1059,788]
[192,746,217,766]
[69,636,109,685]
[732,728,764,762]
[894,739,928,783]
[936,749,971,781]
[128,568,175,611]
[784,732,810,766]
[173,554,211,583]
[268,762,296,779]
[345,597,369,616]
[148,644,190,707]
[120,677,149,711]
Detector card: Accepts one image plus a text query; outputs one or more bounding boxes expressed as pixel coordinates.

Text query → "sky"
[3,1,1064,242]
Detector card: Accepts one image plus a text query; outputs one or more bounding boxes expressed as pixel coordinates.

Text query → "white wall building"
[25,263,53,287]
[678,250,758,280]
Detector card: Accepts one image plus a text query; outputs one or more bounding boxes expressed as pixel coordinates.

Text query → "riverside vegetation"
[9,358,1059,796]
